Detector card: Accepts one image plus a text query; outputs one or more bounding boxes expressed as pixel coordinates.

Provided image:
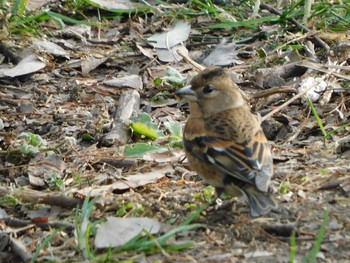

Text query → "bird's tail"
[243,187,278,218]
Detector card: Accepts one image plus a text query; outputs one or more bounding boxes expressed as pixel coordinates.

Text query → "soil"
[0,1,349,262]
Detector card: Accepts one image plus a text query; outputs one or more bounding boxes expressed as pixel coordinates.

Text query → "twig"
[3,217,75,232]
[261,78,323,122]
[250,86,297,100]
[297,60,350,81]
[9,236,32,262]
[177,49,205,71]
[321,64,350,72]
[0,187,83,208]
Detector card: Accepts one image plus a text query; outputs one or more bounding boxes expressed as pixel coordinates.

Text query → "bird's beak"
[175,85,197,102]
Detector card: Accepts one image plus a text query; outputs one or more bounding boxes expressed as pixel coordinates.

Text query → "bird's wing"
[184,129,272,192]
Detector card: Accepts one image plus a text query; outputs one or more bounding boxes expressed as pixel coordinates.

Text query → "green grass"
[109,199,206,256]
[2,0,348,38]
[207,15,280,29]
[31,228,62,263]
[290,231,297,263]
[280,0,350,30]
[308,98,350,140]
[116,202,145,217]
[308,1,350,30]
[0,193,21,206]
[1,0,101,35]
[75,193,100,260]
[289,211,330,263]
[302,211,329,263]
[73,193,206,261]
[111,223,203,255]
[308,97,328,138]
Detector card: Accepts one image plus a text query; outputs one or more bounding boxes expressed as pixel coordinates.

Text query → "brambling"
[175,66,277,218]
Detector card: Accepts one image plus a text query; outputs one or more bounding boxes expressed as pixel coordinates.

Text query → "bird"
[175,66,277,218]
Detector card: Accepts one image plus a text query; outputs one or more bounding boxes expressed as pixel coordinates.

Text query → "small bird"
[175,66,277,218]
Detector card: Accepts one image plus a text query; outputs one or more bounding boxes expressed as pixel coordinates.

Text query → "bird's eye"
[203,85,214,94]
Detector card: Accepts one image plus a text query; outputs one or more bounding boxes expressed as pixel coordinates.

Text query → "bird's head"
[175,67,245,117]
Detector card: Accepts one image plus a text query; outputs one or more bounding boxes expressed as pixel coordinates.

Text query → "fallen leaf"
[203,39,243,66]
[85,0,140,10]
[147,22,191,62]
[147,22,191,49]
[95,217,161,248]
[81,56,108,74]
[103,75,143,90]
[31,38,70,58]
[71,165,173,196]
[0,55,46,78]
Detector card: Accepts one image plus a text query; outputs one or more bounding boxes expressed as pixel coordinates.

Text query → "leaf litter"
[0,1,349,262]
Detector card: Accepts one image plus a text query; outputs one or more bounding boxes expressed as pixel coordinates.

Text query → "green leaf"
[29,133,46,147]
[18,132,46,147]
[132,112,164,137]
[124,143,167,156]
[207,15,280,29]
[153,78,163,86]
[18,132,30,140]
[202,185,215,202]
[168,140,184,148]
[257,48,267,58]
[164,121,183,148]
[163,66,187,85]
[138,112,153,124]
[164,121,182,138]
[81,133,94,141]
[20,143,39,155]
[151,91,172,101]
[280,182,290,194]
[131,122,159,139]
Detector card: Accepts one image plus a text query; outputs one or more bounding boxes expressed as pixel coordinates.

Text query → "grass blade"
[307,97,327,138]
[302,211,329,263]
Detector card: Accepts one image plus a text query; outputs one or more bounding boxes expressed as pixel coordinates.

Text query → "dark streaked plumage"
[175,66,277,218]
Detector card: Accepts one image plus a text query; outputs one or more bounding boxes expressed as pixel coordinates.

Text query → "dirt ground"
[0,1,349,262]
[127,149,350,262]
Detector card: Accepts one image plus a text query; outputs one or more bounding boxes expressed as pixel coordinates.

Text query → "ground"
[0,1,349,262]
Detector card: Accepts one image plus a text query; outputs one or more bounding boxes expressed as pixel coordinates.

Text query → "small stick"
[261,77,325,122]
[251,86,298,99]
[298,61,350,81]
[177,49,205,71]
[9,236,32,262]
